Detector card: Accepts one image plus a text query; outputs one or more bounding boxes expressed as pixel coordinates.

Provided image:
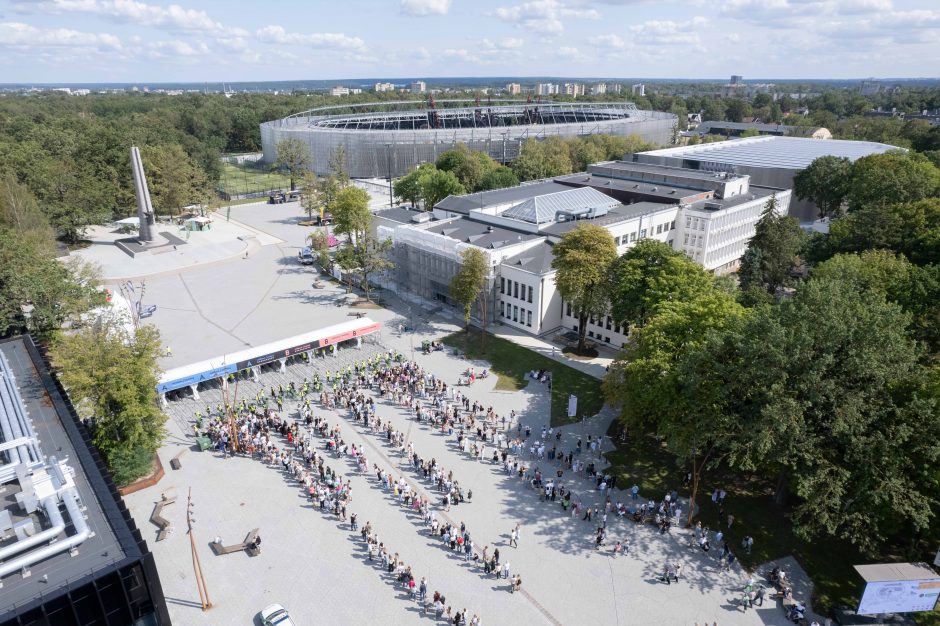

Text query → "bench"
[210,528,260,556]
[170,450,186,470]
[149,495,175,541]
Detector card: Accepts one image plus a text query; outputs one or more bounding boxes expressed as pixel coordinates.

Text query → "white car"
[260,604,296,626]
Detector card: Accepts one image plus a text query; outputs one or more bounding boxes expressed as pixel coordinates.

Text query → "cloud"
[494,0,597,34]
[146,39,209,58]
[13,0,231,33]
[628,16,707,46]
[591,34,626,49]
[0,21,122,49]
[442,37,527,64]
[400,0,452,16]
[255,26,367,51]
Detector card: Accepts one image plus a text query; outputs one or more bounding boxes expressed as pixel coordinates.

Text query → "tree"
[436,145,492,191]
[328,186,393,301]
[49,320,166,486]
[418,167,465,210]
[0,175,55,253]
[681,278,940,551]
[306,230,332,269]
[393,164,430,207]
[551,224,618,353]
[274,137,311,191]
[847,152,940,212]
[477,165,519,191]
[299,171,322,221]
[826,198,940,265]
[0,228,103,339]
[738,195,805,294]
[328,145,350,188]
[793,156,853,218]
[329,186,372,244]
[450,247,490,349]
[724,99,752,123]
[607,239,714,328]
[144,144,209,216]
[511,138,573,181]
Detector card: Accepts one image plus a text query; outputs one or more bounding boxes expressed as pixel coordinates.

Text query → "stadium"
[260,100,678,179]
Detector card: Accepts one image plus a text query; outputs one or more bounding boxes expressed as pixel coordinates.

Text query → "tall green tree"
[418,167,465,210]
[847,152,940,212]
[825,198,940,265]
[477,165,519,191]
[394,163,431,208]
[274,137,311,191]
[607,239,714,328]
[329,186,372,244]
[793,155,853,218]
[299,172,323,221]
[552,224,618,352]
[328,186,393,301]
[49,321,166,486]
[144,144,209,216]
[0,175,55,253]
[328,145,350,188]
[0,229,103,338]
[738,195,805,294]
[450,247,490,349]
[682,278,940,551]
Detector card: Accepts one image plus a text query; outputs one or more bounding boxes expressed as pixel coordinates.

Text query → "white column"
[279,357,287,373]
[251,366,260,381]
[189,384,200,400]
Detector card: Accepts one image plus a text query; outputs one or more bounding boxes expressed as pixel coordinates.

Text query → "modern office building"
[635,136,901,220]
[261,101,677,179]
[379,160,788,347]
[0,336,168,626]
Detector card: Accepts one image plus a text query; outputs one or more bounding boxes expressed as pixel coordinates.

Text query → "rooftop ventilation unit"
[411,212,433,224]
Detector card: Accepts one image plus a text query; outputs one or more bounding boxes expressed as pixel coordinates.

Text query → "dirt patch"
[562,346,599,360]
[351,300,382,309]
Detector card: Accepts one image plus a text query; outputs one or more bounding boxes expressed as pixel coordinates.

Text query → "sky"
[0,0,938,83]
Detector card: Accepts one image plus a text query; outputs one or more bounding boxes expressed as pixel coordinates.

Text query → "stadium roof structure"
[501,187,620,225]
[638,136,901,170]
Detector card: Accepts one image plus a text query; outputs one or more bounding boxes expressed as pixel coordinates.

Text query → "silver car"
[260,603,296,626]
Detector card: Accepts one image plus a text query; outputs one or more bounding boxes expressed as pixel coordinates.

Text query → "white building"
[536,83,559,96]
[505,83,522,95]
[564,83,585,97]
[410,81,426,93]
[632,83,645,97]
[374,82,395,92]
[330,86,350,96]
[382,161,790,346]
[592,83,607,96]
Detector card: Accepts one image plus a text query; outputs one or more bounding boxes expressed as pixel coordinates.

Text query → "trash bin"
[196,436,212,451]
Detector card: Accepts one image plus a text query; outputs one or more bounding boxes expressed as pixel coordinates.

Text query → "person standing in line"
[631,484,639,500]
[502,562,510,580]
[509,525,518,548]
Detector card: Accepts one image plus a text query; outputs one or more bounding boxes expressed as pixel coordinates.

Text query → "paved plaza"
[88,202,819,625]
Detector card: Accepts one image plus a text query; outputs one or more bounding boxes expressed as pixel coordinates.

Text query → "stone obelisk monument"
[129,146,155,243]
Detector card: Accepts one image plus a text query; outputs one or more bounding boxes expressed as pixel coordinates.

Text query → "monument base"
[115,231,187,258]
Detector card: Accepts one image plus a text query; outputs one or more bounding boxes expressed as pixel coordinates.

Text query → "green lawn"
[602,428,940,624]
[441,330,603,426]
[219,161,292,196]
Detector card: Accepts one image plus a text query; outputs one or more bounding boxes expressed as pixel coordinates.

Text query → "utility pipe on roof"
[0,489,91,580]
[0,496,64,563]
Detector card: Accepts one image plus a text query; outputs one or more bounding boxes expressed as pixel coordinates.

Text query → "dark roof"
[435,181,571,214]
[554,172,704,203]
[423,219,540,249]
[539,201,675,236]
[373,207,433,224]
[502,241,556,274]
[696,121,798,134]
[0,337,148,615]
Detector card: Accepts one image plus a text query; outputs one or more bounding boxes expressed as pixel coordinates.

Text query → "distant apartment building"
[592,83,607,95]
[632,83,645,97]
[730,75,743,85]
[374,82,395,92]
[410,81,427,93]
[859,79,881,96]
[536,83,559,96]
[609,84,622,95]
[505,83,522,95]
[564,83,585,97]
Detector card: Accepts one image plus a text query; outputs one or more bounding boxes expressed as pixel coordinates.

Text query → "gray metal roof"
[502,241,557,274]
[501,187,620,224]
[373,207,432,224]
[423,219,540,249]
[638,136,901,170]
[435,181,572,214]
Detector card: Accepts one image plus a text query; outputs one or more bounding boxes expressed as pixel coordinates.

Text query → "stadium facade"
[260,101,678,178]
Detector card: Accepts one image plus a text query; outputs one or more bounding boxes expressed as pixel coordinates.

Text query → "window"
[528,286,533,303]
[605,336,610,343]
[683,234,689,245]
[685,216,692,228]
[500,302,505,317]
[656,224,663,234]
[526,311,532,327]
[606,316,612,330]
[588,331,595,338]
[566,302,572,317]
[614,323,620,334]
[514,282,519,299]
[513,306,518,322]
[639,229,647,239]
[500,277,505,294]
[671,220,676,230]
[629,232,636,243]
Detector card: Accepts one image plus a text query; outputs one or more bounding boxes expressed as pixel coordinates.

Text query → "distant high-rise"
[563,83,585,97]
[535,83,558,96]
[859,79,881,96]
[505,83,521,95]
[410,81,426,93]
[632,83,646,97]
[374,82,395,92]
[592,83,607,95]
[730,75,744,85]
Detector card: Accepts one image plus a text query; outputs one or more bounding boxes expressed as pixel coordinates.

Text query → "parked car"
[260,603,296,626]
[298,246,315,265]
[317,212,333,226]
